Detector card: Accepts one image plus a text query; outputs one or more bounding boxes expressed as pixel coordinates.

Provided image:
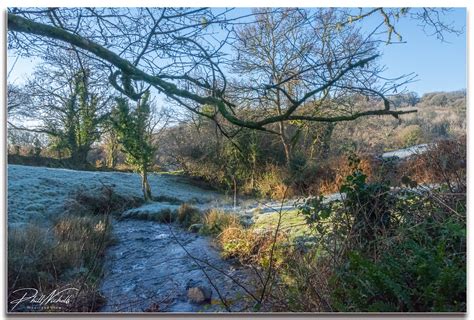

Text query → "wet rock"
[187,286,212,304]
[188,223,203,233]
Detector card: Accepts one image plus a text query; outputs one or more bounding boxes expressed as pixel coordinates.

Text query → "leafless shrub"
[402,136,466,192]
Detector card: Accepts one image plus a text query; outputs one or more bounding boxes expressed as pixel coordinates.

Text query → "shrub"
[272,248,333,312]
[331,212,466,312]
[292,161,336,195]
[200,209,240,236]
[176,203,202,228]
[292,154,383,196]
[255,165,292,200]
[402,136,466,192]
[397,124,424,147]
[218,225,287,268]
[296,159,466,312]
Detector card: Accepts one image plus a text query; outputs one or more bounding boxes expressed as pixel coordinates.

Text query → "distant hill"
[331,90,466,154]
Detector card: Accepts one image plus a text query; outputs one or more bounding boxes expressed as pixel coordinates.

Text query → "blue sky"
[374,8,466,94]
[8,8,466,96]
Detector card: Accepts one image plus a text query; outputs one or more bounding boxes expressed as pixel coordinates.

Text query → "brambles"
[331,213,466,312]
[292,152,466,312]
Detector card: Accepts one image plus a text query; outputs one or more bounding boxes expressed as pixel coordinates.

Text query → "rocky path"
[100,219,254,312]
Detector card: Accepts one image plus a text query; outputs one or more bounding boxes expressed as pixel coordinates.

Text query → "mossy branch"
[8,13,416,131]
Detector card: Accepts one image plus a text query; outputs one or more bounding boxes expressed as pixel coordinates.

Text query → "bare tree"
[229,8,406,167]
[7,84,30,117]
[336,8,463,43]
[8,7,454,134]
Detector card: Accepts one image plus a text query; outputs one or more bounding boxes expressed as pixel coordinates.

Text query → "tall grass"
[8,186,137,312]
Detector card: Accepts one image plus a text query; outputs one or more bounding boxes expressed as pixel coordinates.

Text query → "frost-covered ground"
[7,164,303,229]
[9,143,431,226]
[382,143,429,159]
[7,164,224,227]
[8,164,255,312]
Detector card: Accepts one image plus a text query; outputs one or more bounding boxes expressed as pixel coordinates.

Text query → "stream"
[99,218,254,312]
[99,143,430,312]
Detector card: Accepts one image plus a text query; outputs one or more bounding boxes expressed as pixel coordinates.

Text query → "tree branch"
[8,12,417,131]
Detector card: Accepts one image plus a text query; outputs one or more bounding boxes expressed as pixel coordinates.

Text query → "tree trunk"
[280,132,292,168]
[108,154,117,169]
[275,88,292,168]
[141,169,152,201]
[105,133,118,168]
[70,146,89,166]
[320,124,334,160]
[250,168,255,191]
[106,147,117,168]
[233,176,237,209]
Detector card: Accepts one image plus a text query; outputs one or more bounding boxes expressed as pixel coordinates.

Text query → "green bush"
[331,214,466,312]
[397,124,424,148]
[297,156,466,312]
[255,165,291,200]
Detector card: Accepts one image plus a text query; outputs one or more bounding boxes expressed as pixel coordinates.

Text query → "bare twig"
[166,224,232,312]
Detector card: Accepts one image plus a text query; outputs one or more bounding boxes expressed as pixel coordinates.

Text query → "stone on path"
[187,286,212,304]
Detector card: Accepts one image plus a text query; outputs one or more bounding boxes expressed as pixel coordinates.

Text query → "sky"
[374,8,466,94]
[7,7,467,96]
